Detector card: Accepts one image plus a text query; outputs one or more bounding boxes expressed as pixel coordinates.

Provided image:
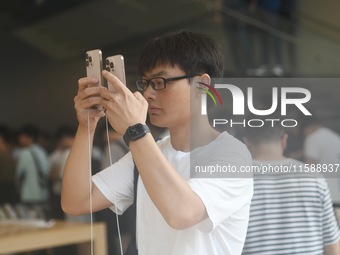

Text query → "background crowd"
[0,120,167,254]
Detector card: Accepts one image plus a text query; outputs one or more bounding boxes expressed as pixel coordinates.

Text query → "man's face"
[142,65,191,129]
[18,134,33,147]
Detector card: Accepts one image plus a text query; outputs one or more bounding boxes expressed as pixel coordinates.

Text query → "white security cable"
[87,109,94,255]
[105,115,124,255]
[87,109,123,255]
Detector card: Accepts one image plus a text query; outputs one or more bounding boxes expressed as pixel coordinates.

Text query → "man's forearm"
[129,134,207,229]
[61,126,94,215]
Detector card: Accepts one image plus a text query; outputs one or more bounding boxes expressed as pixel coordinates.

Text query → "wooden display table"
[0,220,107,255]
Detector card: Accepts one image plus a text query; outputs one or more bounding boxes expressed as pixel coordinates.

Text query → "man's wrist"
[123,123,150,146]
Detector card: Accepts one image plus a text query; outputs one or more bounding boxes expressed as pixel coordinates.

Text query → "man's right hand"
[74,77,106,131]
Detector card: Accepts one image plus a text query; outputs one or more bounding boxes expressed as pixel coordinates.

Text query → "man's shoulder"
[214,132,251,157]
[193,132,252,165]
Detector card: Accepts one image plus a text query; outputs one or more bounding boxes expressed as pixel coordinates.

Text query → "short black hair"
[18,124,40,142]
[138,30,224,78]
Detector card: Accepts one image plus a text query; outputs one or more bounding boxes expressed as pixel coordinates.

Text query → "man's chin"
[149,116,166,128]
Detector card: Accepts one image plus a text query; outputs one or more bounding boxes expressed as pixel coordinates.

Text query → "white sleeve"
[92,152,135,215]
[187,133,254,232]
[188,177,253,233]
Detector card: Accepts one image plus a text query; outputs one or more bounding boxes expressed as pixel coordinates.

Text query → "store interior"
[0,0,340,254]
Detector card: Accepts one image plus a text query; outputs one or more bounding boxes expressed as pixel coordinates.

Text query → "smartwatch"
[123,123,150,146]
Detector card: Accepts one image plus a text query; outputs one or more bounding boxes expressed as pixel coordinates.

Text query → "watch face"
[129,124,147,140]
[124,124,150,146]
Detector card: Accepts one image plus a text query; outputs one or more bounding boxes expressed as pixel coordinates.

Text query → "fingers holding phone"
[86,49,104,87]
[100,70,148,135]
[74,50,106,130]
[105,54,126,92]
[74,78,105,130]
[75,50,129,130]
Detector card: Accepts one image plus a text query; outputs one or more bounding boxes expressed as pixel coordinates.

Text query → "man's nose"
[143,84,157,99]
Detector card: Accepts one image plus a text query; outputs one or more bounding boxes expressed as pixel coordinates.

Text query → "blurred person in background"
[300,114,340,205]
[15,124,50,204]
[0,124,18,203]
[242,120,340,255]
[37,129,52,154]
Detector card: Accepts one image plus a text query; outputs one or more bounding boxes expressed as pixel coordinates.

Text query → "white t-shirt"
[93,132,253,255]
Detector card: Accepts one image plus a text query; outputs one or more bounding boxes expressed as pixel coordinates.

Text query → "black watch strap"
[123,123,150,146]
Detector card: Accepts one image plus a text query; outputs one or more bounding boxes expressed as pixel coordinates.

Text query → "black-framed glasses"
[135,75,195,91]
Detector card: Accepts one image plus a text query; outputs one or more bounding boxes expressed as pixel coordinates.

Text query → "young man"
[62,30,253,255]
[242,122,340,255]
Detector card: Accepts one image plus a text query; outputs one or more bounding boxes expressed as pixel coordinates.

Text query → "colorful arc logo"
[197,82,222,106]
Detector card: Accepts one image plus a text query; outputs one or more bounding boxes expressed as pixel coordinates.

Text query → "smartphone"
[105,54,126,92]
[85,49,104,87]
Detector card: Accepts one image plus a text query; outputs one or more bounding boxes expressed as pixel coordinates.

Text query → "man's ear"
[200,73,211,86]
[195,74,211,94]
